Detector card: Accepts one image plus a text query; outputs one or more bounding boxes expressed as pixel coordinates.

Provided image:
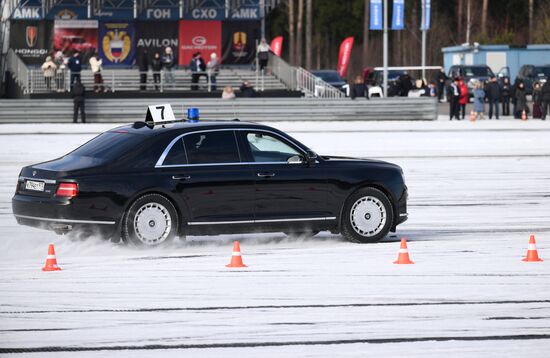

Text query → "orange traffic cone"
[469,110,476,122]
[521,110,527,121]
[42,244,62,271]
[522,235,543,262]
[226,241,247,268]
[393,238,414,264]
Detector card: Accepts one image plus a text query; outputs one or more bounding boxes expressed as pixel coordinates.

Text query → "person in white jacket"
[41,56,57,91]
[89,53,104,92]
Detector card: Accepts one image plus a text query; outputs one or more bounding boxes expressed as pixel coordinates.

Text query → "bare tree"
[529,0,534,43]
[481,0,489,35]
[458,0,463,42]
[362,0,370,66]
[305,0,312,69]
[296,0,303,66]
[466,0,472,44]
[288,0,295,64]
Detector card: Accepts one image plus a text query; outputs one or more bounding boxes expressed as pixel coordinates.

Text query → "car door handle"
[257,172,275,178]
[172,175,191,181]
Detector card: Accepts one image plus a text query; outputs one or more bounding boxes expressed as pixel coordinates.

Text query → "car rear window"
[69,131,143,161]
[463,67,494,77]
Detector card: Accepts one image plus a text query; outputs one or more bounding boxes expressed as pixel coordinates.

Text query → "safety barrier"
[0,97,438,122]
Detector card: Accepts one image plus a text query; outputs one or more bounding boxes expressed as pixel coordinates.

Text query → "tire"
[122,193,179,247]
[341,187,394,243]
[284,230,320,239]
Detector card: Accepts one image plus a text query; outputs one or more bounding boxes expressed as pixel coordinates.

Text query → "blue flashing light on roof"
[187,107,199,123]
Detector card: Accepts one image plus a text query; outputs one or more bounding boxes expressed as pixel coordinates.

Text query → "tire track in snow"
[1,334,550,353]
[2,299,549,315]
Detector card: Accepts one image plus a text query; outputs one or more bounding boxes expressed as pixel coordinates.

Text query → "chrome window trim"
[187,217,337,226]
[155,128,307,168]
[14,214,116,225]
[19,177,57,184]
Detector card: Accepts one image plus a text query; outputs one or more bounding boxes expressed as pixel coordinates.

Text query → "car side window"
[183,131,240,164]
[246,132,300,163]
[163,138,187,165]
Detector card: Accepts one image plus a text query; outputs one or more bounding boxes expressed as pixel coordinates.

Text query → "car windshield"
[463,67,494,77]
[534,67,550,77]
[313,72,342,82]
[69,131,143,161]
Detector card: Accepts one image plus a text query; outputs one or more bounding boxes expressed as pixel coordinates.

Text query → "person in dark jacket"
[515,81,529,119]
[500,77,511,116]
[138,50,149,91]
[67,51,82,86]
[398,73,412,96]
[189,52,206,90]
[71,78,86,123]
[532,82,543,118]
[436,68,448,102]
[448,77,460,120]
[541,80,550,120]
[240,80,256,97]
[484,76,501,119]
[151,52,162,91]
[350,75,369,100]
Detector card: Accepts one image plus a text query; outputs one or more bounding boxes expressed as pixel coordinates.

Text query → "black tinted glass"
[163,138,187,165]
[70,132,142,160]
[183,131,240,164]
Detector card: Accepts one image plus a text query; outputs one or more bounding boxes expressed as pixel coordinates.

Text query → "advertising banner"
[421,0,431,30]
[337,37,354,78]
[136,22,179,57]
[178,20,222,66]
[370,0,382,30]
[9,20,53,65]
[222,21,260,64]
[229,5,261,20]
[54,20,98,62]
[11,6,43,20]
[270,36,283,57]
[392,0,405,30]
[183,0,225,20]
[46,5,87,20]
[99,22,137,65]
[138,6,180,20]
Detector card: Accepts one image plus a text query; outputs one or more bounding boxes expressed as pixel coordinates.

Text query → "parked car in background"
[516,65,550,94]
[448,65,495,96]
[310,70,347,91]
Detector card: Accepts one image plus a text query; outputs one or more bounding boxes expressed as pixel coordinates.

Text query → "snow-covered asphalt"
[0,120,549,357]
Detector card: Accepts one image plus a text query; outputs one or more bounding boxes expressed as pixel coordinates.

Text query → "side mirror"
[287,155,304,164]
[305,150,318,166]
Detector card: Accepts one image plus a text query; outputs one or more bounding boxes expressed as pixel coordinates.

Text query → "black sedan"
[12,120,408,246]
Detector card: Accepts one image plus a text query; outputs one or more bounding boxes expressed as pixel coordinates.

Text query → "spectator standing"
[189,52,206,91]
[162,47,175,88]
[222,86,236,100]
[53,51,65,92]
[448,77,460,120]
[515,81,528,119]
[67,51,82,86]
[532,82,543,119]
[240,80,256,97]
[71,78,86,123]
[473,81,486,120]
[151,52,162,91]
[350,75,369,100]
[40,56,56,91]
[541,80,550,120]
[436,68,448,102]
[485,76,500,119]
[138,50,149,91]
[89,53,104,93]
[257,38,271,71]
[207,53,220,91]
[398,73,412,96]
[501,77,511,116]
[458,78,469,119]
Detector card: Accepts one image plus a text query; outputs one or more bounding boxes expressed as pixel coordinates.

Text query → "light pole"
[383,0,388,96]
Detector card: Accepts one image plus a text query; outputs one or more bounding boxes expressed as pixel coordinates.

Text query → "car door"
[238,130,330,223]
[156,129,255,224]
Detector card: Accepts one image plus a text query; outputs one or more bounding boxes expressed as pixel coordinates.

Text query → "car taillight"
[56,183,78,198]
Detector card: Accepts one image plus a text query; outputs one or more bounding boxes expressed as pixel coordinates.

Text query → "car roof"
[111,120,279,137]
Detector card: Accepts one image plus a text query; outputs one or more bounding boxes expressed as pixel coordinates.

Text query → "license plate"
[25,180,45,192]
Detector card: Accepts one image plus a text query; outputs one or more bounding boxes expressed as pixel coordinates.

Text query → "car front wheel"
[122,194,179,247]
[341,187,393,243]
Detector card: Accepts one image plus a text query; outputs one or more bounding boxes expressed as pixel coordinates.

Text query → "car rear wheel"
[122,194,179,247]
[341,187,393,243]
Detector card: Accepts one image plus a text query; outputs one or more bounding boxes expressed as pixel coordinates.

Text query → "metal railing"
[6,49,30,93]
[267,53,344,98]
